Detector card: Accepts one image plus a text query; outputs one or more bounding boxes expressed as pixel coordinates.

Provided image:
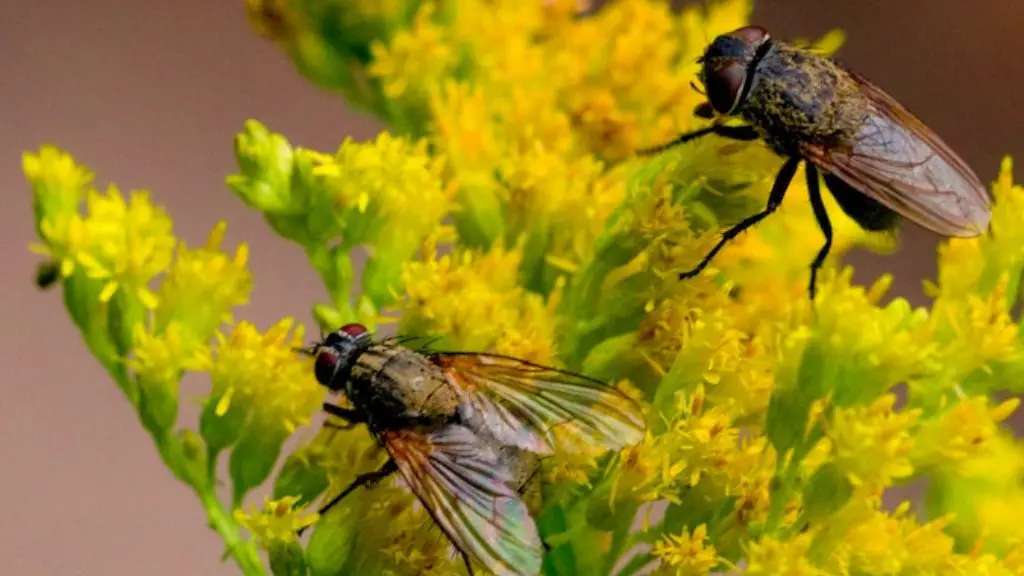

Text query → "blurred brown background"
[1,1,1020,574]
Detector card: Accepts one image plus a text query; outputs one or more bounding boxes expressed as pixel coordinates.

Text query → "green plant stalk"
[84,313,265,576]
[199,488,266,576]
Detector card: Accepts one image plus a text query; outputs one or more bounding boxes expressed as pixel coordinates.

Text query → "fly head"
[310,323,372,393]
[700,25,772,116]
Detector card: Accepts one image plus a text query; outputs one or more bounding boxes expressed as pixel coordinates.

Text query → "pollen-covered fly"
[299,323,646,576]
[641,25,991,299]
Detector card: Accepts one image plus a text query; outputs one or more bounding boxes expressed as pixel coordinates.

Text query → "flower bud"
[227,120,295,214]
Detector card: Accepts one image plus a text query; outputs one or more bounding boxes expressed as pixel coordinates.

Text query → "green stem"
[144,407,264,575]
[200,488,267,576]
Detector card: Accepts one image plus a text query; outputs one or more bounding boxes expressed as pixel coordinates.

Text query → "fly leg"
[679,156,800,282]
[297,459,399,536]
[637,124,759,155]
[322,402,363,422]
[805,163,833,300]
[461,551,475,575]
[321,402,364,430]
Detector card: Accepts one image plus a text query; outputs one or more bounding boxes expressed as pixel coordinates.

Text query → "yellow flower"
[979,156,1024,264]
[652,524,720,575]
[311,132,450,253]
[24,146,93,253]
[398,243,558,360]
[129,321,207,388]
[430,81,504,174]
[913,394,1019,469]
[930,156,1023,302]
[826,500,959,576]
[615,385,766,506]
[498,146,627,273]
[201,318,321,434]
[935,435,1024,555]
[810,269,936,388]
[492,282,562,365]
[743,533,829,576]
[928,274,1020,385]
[822,394,919,488]
[31,182,175,308]
[637,299,773,418]
[155,221,252,338]
[368,3,453,100]
[450,0,548,90]
[234,496,318,546]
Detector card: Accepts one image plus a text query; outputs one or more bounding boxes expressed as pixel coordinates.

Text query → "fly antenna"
[294,341,320,356]
[416,336,445,353]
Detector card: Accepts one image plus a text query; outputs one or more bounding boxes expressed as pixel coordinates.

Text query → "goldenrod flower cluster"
[25,1,1024,575]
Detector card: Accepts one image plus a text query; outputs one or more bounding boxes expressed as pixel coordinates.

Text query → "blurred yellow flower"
[743,533,827,576]
[234,496,318,546]
[368,3,452,100]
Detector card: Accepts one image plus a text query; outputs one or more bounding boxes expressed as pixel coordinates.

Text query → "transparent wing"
[383,426,543,576]
[802,70,991,237]
[433,352,646,454]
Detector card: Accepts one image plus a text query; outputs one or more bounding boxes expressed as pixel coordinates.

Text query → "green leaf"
[800,462,853,526]
[269,541,309,576]
[579,333,642,384]
[454,182,505,249]
[274,451,330,508]
[360,255,402,308]
[138,380,179,436]
[536,503,577,576]
[177,429,210,489]
[765,338,830,461]
[307,502,362,576]
[200,392,250,457]
[230,426,288,506]
[62,269,136,401]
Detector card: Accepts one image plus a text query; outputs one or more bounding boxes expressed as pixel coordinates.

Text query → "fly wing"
[801,70,991,237]
[383,425,543,576]
[433,352,646,455]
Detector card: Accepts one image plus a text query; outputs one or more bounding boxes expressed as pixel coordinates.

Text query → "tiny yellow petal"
[99,280,119,302]
[215,387,234,416]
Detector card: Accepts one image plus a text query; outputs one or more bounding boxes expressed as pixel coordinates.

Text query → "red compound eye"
[314,348,340,387]
[340,323,368,339]
[728,25,769,47]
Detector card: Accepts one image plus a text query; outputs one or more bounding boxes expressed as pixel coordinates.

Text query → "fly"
[641,25,991,299]
[299,323,646,576]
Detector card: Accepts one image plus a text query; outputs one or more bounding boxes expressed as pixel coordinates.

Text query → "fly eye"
[730,25,769,47]
[704,61,749,115]
[340,323,368,339]
[314,349,341,388]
